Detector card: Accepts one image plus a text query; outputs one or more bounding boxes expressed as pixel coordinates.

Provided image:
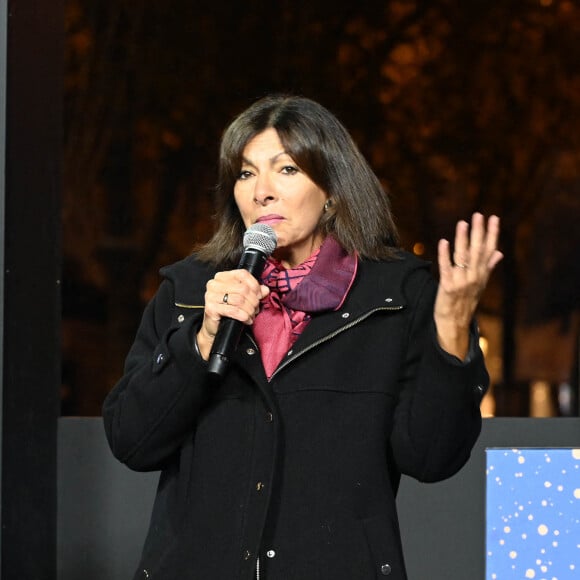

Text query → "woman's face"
[234,128,329,268]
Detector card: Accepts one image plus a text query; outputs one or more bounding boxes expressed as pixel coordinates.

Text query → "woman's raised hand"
[434,213,503,360]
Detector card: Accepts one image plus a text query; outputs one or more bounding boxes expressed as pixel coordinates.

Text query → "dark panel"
[57,418,158,580]
[2,1,62,577]
[397,418,580,580]
[57,417,580,580]
[0,0,7,573]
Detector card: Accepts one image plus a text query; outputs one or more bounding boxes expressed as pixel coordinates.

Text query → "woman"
[103,95,502,580]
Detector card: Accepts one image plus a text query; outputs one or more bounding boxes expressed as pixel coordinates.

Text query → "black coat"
[103,252,488,580]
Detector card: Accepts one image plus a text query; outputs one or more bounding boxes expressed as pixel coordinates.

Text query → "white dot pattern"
[486,449,580,579]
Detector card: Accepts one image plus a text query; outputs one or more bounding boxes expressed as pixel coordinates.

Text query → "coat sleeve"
[102,279,211,472]
[390,268,488,483]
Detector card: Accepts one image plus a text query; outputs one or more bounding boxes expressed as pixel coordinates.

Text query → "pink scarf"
[252,237,357,379]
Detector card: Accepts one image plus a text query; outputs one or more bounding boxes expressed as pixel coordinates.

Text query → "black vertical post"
[0,1,7,573]
[2,1,62,578]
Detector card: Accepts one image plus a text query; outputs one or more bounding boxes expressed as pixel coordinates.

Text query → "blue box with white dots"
[486,448,580,579]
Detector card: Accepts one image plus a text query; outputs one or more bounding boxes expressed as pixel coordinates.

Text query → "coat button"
[266,549,276,558]
[177,314,185,323]
[256,482,265,491]
[243,550,252,560]
[341,312,350,318]
[265,411,273,422]
[380,563,392,575]
[246,348,256,356]
[156,353,165,364]
[141,570,150,579]
[385,297,393,302]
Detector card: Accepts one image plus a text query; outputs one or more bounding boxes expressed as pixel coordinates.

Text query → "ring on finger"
[222,293,229,304]
[453,254,469,269]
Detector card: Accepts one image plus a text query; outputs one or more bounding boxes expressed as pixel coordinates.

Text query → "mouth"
[256,215,284,225]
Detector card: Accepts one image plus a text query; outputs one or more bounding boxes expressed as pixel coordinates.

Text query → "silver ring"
[455,263,469,270]
[222,293,229,304]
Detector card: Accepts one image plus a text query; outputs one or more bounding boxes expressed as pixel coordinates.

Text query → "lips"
[256,215,284,226]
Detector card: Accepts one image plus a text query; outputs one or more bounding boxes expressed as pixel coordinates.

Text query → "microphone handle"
[207,249,268,377]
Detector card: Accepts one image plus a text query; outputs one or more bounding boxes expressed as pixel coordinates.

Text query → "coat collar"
[162,251,429,311]
[161,251,431,384]
[161,256,214,307]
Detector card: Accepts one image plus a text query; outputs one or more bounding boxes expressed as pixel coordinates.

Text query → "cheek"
[292,213,323,241]
[300,196,325,224]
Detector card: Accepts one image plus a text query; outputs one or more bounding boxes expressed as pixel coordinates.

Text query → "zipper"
[174,302,204,309]
[246,306,402,577]
[269,305,403,380]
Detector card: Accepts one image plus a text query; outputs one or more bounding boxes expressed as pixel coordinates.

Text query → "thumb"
[259,284,270,299]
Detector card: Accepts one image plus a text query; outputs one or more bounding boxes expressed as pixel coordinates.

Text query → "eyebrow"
[241,150,290,167]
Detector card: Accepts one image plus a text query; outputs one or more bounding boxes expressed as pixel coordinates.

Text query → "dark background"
[62,0,580,416]
[1,2,579,577]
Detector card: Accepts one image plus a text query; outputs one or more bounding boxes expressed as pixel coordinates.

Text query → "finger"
[468,212,485,260]
[210,272,262,304]
[438,238,454,282]
[219,269,265,299]
[225,286,268,322]
[206,301,256,327]
[205,269,267,330]
[205,280,227,308]
[453,219,470,266]
[219,289,260,314]
[488,250,504,271]
[484,215,501,259]
[204,280,242,328]
[212,270,247,291]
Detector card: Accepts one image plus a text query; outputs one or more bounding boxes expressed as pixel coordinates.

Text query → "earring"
[324,199,332,212]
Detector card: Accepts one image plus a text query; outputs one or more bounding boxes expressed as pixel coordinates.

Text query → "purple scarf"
[252,237,357,379]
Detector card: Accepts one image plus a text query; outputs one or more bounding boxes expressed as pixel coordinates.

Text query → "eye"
[237,170,253,181]
[281,165,299,175]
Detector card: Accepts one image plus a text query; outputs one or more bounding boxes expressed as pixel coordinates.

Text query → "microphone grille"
[243,223,277,256]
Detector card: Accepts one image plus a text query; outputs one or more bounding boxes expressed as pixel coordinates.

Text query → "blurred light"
[558,382,573,416]
[479,336,489,357]
[540,0,552,6]
[530,380,556,417]
[481,387,496,417]
[413,242,425,256]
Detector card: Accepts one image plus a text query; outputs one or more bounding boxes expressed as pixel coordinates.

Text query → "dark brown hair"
[196,95,400,266]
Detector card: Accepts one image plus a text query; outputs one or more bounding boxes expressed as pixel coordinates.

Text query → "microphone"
[207,223,277,377]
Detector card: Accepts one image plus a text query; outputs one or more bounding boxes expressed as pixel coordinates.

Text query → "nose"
[253,173,276,206]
